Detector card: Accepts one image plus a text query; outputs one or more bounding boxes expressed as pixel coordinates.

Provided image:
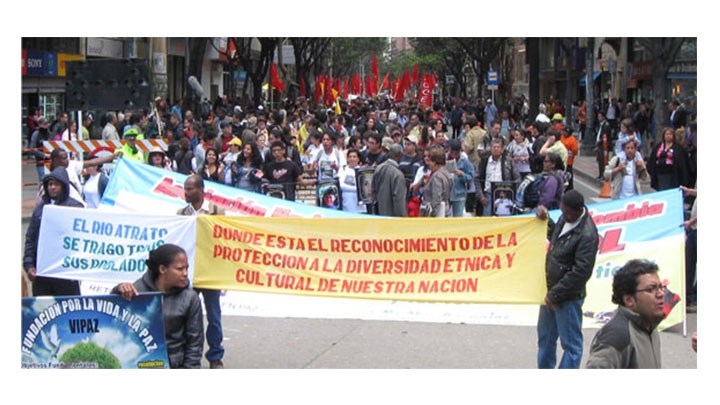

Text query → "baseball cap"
[148,146,165,157]
[38,116,49,126]
[83,113,93,122]
[123,128,139,139]
[404,134,418,144]
[228,137,243,147]
[381,136,394,150]
[219,120,231,128]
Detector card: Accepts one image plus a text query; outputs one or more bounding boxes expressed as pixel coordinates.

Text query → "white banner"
[36,205,196,285]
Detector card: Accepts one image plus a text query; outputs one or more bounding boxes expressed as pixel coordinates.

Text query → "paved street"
[18,151,697,369]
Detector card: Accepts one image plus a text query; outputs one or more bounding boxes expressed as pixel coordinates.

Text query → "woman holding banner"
[112,244,204,369]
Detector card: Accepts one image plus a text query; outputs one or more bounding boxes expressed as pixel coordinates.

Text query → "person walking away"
[371,143,408,217]
[559,126,579,190]
[420,145,452,217]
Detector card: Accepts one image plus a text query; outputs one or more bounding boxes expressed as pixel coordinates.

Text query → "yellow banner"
[194,216,548,304]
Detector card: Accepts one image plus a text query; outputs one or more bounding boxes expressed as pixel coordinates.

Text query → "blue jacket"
[450,154,475,201]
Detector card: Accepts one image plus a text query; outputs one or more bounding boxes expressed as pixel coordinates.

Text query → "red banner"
[419,73,433,110]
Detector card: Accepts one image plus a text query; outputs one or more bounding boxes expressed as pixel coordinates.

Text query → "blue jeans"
[196,288,224,362]
[450,198,466,217]
[482,191,492,217]
[537,298,584,369]
[36,165,46,182]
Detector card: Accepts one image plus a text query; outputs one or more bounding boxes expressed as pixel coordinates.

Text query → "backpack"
[516,173,544,210]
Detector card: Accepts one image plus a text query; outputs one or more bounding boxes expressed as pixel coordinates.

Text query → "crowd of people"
[23,91,697,369]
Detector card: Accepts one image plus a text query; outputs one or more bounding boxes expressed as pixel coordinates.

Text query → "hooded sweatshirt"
[24,167,84,272]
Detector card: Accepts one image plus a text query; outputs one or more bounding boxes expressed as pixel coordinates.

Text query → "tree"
[59,342,121,369]
[233,38,280,107]
[410,38,467,98]
[453,38,508,98]
[330,37,387,79]
[635,38,687,134]
[290,38,332,99]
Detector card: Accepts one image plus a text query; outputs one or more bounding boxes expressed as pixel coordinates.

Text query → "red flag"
[395,76,407,103]
[314,75,324,104]
[371,55,379,83]
[299,75,306,97]
[402,70,411,91]
[343,76,349,100]
[427,73,436,91]
[412,63,419,84]
[271,63,285,92]
[351,73,360,95]
[380,72,390,91]
[324,75,334,106]
[419,73,433,109]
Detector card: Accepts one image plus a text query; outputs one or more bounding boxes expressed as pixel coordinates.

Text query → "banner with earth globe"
[21,293,169,369]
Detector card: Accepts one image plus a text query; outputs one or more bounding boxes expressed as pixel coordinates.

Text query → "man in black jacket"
[535,190,599,368]
[595,110,612,180]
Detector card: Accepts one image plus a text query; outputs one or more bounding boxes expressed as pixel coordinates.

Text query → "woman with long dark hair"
[199,147,225,183]
[231,143,264,192]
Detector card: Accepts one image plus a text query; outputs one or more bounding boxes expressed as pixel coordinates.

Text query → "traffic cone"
[599,178,611,198]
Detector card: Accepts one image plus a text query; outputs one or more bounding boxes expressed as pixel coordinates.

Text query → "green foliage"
[330,38,388,77]
[59,342,121,369]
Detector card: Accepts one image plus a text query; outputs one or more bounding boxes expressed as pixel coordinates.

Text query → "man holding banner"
[24,167,85,296]
[535,190,598,369]
[177,174,226,369]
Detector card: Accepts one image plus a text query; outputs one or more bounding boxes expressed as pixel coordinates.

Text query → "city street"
[18,154,697,369]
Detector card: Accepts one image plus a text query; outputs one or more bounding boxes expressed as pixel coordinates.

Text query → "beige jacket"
[604,154,648,199]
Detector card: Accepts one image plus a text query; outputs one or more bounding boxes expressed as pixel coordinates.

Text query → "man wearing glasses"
[585,259,664,368]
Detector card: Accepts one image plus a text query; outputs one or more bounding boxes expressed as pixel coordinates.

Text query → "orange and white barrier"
[42,139,168,154]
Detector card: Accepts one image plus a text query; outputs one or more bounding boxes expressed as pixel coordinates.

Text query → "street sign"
[487,70,499,85]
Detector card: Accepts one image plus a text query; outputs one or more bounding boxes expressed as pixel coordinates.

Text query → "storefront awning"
[579,71,601,86]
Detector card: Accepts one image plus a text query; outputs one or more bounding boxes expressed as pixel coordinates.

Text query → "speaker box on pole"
[66,59,151,111]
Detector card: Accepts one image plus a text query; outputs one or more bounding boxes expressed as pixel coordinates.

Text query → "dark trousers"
[596,141,606,178]
[565,165,574,190]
